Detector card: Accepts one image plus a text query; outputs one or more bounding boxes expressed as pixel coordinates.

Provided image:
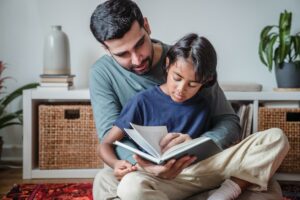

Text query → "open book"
[114,123,222,164]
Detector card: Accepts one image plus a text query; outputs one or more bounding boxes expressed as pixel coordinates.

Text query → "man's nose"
[131,52,141,66]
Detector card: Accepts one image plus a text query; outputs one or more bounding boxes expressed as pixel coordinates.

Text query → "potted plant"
[0,61,39,159]
[259,10,300,88]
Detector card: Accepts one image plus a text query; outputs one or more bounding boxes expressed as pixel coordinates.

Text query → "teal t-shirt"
[89,40,169,163]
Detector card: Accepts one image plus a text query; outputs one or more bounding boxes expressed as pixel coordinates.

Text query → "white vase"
[43,25,70,75]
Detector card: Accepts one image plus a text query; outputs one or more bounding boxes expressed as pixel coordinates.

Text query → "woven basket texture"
[39,104,103,169]
[258,107,300,173]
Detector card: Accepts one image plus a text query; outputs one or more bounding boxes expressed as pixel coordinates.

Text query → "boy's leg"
[117,170,207,200]
[93,167,120,200]
[182,128,289,191]
[185,178,282,200]
[118,128,289,200]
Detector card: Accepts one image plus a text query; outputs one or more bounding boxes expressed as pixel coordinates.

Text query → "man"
[89,0,284,199]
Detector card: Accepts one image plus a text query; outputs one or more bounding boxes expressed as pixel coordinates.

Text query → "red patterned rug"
[2,182,299,200]
[2,183,92,200]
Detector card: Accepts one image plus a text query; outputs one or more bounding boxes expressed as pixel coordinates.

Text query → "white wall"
[137,0,300,88]
[0,0,299,160]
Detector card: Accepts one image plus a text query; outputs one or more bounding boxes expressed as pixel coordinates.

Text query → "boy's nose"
[177,82,186,93]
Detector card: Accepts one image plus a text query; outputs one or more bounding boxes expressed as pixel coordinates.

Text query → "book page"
[114,141,161,164]
[130,123,168,156]
[124,128,160,158]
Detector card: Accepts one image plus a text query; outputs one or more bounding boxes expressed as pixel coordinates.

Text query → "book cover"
[40,74,76,78]
[114,123,222,164]
[39,82,73,87]
[40,77,74,83]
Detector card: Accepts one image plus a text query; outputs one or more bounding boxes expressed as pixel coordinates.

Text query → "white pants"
[93,128,289,200]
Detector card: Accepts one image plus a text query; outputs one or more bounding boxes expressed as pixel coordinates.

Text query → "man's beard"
[129,46,154,75]
[129,56,153,75]
[111,45,154,75]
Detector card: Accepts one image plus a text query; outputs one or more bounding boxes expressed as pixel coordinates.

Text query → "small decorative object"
[43,25,70,75]
[0,61,38,160]
[259,10,300,88]
[220,82,262,92]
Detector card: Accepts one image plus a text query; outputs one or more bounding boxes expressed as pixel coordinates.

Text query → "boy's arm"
[99,126,126,168]
[100,125,137,180]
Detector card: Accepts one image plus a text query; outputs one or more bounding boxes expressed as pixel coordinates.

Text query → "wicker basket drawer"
[39,104,103,169]
[258,107,300,173]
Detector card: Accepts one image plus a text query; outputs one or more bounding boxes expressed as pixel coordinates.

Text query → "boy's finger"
[163,159,176,169]
[133,154,151,166]
[162,136,186,152]
[160,133,180,149]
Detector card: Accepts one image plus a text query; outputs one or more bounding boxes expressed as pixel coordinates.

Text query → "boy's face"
[104,20,154,75]
[164,57,203,103]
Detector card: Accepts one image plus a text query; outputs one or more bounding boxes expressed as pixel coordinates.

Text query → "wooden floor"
[0,161,93,197]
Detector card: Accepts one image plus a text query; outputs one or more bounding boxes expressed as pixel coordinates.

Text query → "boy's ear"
[143,17,151,35]
[165,57,169,67]
[165,57,170,72]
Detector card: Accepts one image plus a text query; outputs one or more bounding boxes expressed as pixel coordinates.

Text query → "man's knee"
[117,172,151,199]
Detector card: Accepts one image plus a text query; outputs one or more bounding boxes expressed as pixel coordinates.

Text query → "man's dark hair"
[166,33,217,88]
[90,0,144,47]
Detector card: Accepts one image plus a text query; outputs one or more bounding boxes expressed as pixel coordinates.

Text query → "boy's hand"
[134,154,196,180]
[160,133,192,153]
[113,160,137,180]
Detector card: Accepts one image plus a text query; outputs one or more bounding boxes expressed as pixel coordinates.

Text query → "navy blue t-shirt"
[115,86,210,139]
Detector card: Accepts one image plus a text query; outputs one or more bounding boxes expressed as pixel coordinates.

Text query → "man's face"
[104,20,154,75]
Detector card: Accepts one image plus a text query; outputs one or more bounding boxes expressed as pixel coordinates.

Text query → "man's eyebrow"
[112,35,145,57]
[133,35,145,49]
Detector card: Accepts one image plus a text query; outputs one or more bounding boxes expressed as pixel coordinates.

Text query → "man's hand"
[113,160,137,180]
[160,133,192,153]
[134,155,196,180]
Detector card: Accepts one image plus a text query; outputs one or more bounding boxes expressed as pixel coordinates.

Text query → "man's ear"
[101,43,110,54]
[143,17,151,35]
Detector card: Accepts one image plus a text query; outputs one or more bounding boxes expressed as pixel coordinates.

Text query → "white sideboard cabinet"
[23,89,300,180]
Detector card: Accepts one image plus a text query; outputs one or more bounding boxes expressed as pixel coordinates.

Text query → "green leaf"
[259,26,278,70]
[0,122,21,129]
[0,112,21,129]
[278,10,292,62]
[0,83,39,112]
[293,35,300,59]
[265,35,278,71]
[274,48,280,67]
[0,83,38,130]
[259,41,268,67]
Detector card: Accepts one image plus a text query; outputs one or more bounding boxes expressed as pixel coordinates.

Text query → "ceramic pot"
[275,62,300,88]
[43,25,70,75]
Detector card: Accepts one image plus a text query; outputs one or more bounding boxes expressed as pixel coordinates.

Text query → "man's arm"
[90,66,121,139]
[202,82,241,149]
[89,66,137,163]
